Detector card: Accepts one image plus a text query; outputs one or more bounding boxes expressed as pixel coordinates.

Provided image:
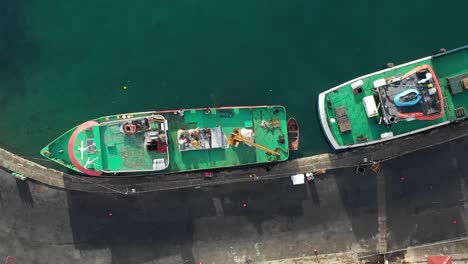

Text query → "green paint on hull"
[41,106,290,176]
[320,45,468,149]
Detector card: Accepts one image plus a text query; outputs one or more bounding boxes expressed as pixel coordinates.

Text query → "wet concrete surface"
[384,138,468,250]
[1,137,468,263]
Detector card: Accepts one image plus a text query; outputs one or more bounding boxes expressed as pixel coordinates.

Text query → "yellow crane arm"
[228,129,280,156]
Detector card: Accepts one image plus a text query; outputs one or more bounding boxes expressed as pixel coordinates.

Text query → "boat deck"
[96,106,289,174]
[321,46,468,149]
[432,47,468,118]
[100,124,167,172]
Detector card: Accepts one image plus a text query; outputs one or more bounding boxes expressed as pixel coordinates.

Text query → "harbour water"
[0,0,467,158]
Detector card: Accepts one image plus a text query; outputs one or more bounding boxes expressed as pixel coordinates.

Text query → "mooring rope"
[19,155,53,162]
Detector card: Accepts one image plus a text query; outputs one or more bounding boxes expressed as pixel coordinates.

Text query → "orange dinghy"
[287,117,299,150]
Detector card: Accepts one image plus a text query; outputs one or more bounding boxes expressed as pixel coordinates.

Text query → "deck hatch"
[334,106,352,133]
[447,72,468,95]
[455,107,466,118]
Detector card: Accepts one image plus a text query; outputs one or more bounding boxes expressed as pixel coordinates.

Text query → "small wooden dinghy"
[287,117,299,150]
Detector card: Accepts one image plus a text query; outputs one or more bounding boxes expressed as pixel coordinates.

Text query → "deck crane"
[228,128,280,156]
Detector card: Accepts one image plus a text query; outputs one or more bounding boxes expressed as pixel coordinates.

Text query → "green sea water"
[1,0,467,158]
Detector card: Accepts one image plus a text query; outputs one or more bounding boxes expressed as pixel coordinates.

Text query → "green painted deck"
[432,48,468,117]
[41,128,75,169]
[162,107,288,172]
[323,46,468,148]
[41,106,289,175]
[99,124,166,172]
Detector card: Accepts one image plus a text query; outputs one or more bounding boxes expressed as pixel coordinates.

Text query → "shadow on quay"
[15,179,34,207]
[383,137,468,251]
[328,135,468,255]
[334,167,379,246]
[64,179,308,264]
[60,136,468,263]
[65,189,201,264]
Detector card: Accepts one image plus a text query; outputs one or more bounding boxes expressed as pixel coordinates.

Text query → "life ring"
[123,123,137,134]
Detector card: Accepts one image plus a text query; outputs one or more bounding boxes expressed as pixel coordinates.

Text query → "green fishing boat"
[41,106,294,176]
[319,45,468,150]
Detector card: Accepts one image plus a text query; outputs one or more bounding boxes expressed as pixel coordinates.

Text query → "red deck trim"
[399,64,445,121]
[67,121,102,176]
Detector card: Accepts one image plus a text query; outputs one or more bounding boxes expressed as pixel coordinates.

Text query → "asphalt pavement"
[1,136,468,263]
